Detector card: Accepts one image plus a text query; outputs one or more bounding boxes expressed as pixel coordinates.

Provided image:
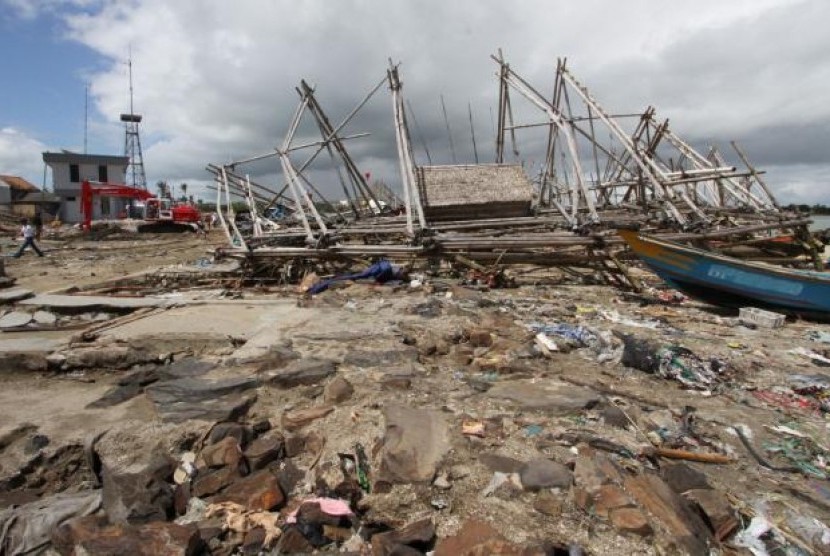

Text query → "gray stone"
[478,453,525,473]
[0,311,32,329]
[519,458,573,491]
[486,379,600,414]
[0,288,34,304]
[145,376,258,423]
[32,310,57,325]
[262,358,337,388]
[101,452,175,525]
[157,358,215,381]
[380,405,449,483]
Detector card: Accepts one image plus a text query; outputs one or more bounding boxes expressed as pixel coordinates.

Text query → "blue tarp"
[308,260,402,294]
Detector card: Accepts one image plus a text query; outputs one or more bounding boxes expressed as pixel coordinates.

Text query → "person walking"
[13,219,44,258]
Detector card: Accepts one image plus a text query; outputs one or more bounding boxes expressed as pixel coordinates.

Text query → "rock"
[242,526,267,555]
[52,514,110,555]
[381,373,413,390]
[54,519,202,555]
[244,430,284,470]
[32,310,57,325]
[467,329,493,348]
[434,519,515,556]
[263,358,337,388]
[276,526,313,553]
[519,458,572,491]
[197,437,242,469]
[323,375,354,403]
[601,403,630,429]
[609,507,653,537]
[146,376,258,423]
[281,405,334,431]
[0,288,33,304]
[0,310,32,328]
[86,383,144,409]
[684,489,739,541]
[192,466,240,498]
[623,474,711,554]
[207,422,252,447]
[210,469,285,511]
[486,380,599,414]
[371,518,435,556]
[661,463,711,494]
[63,345,158,370]
[23,433,49,454]
[0,350,48,372]
[533,490,563,517]
[101,453,175,525]
[380,405,449,483]
[478,453,525,474]
[593,484,634,518]
[433,474,451,490]
[157,357,216,380]
[283,434,307,458]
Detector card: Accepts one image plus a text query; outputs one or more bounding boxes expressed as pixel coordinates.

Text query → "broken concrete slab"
[0,287,34,304]
[32,310,57,325]
[486,379,600,413]
[261,358,337,388]
[145,376,258,423]
[0,311,32,329]
[19,294,164,311]
[380,405,449,483]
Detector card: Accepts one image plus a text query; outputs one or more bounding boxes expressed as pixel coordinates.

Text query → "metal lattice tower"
[121,55,146,189]
[121,113,146,189]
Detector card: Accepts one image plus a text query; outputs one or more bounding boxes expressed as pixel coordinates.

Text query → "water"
[810,215,830,231]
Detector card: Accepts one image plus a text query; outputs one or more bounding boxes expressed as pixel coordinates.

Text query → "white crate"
[739,307,786,329]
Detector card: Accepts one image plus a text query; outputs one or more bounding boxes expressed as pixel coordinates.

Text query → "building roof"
[416,164,534,208]
[42,151,129,166]
[13,191,61,204]
[0,175,39,192]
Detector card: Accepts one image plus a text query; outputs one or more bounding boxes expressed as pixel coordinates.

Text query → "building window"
[98,165,108,182]
[66,197,76,201]
[70,164,80,183]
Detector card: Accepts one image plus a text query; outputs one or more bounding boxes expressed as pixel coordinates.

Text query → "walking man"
[13,219,44,258]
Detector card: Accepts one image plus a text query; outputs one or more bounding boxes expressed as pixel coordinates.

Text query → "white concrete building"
[42,151,131,223]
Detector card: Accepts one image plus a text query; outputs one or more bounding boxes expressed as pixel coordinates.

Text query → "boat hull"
[619,229,830,318]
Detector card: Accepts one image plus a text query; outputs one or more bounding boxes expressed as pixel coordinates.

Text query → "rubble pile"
[0,238,829,555]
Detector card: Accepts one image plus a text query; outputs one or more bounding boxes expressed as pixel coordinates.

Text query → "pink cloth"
[285,497,353,524]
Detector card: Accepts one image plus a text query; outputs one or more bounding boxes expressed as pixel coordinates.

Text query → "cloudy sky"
[1,0,828,205]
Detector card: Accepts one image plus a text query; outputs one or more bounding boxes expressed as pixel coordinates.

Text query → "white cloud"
[5,0,830,205]
[0,127,49,185]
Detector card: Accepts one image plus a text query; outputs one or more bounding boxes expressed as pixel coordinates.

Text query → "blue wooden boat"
[619,229,830,318]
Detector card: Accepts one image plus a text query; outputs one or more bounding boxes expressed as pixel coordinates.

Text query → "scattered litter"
[739,307,786,329]
[461,420,486,438]
[599,310,660,329]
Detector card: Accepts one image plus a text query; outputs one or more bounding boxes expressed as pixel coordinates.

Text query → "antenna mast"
[84,84,89,154]
[121,48,147,189]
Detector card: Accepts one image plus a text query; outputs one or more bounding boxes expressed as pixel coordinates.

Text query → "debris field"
[0,228,829,555]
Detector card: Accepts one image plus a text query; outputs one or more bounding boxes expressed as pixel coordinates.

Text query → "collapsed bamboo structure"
[208,55,825,288]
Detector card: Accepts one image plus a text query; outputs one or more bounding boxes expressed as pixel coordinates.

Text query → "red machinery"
[80,180,202,231]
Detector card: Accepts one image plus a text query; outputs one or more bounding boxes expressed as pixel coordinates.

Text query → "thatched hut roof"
[416,164,533,220]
